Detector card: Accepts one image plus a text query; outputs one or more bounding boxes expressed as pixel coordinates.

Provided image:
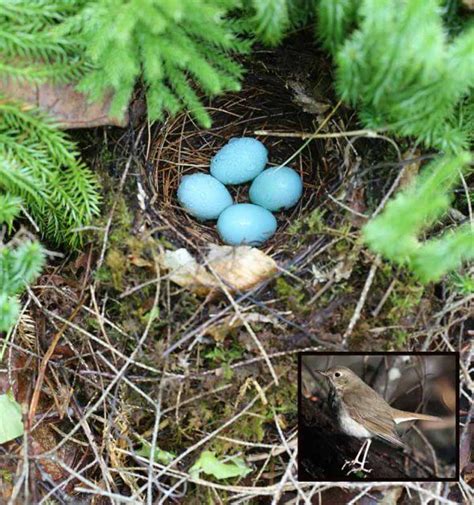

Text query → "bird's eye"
[334,372,341,378]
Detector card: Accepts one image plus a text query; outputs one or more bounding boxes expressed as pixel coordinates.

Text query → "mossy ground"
[20,140,462,501]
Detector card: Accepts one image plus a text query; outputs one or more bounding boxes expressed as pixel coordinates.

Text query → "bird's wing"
[343,385,406,449]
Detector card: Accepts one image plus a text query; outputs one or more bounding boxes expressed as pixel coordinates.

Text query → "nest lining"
[146,58,342,255]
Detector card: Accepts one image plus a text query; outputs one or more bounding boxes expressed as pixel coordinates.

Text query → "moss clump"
[275,277,309,315]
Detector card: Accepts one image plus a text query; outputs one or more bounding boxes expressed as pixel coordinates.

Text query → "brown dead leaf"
[288,79,331,115]
[31,424,68,481]
[127,254,153,268]
[72,245,96,282]
[161,245,278,296]
[1,77,127,129]
[0,352,32,404]
[205,312,281,341]
[0,465,14,502]
[399,150,421,189]
[345,185,368,228]
[51,384,74,419]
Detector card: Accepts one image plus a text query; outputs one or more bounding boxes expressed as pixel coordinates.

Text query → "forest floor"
[1,34,472,504]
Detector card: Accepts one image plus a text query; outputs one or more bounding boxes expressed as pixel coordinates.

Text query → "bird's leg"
[342,440,367,470]
[342,439,373,475]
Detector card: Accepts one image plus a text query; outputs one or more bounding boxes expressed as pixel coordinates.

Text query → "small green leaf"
[0,392,24,444]
[145,307,160,323]
[189,451,252,480]
[136,440,175,464]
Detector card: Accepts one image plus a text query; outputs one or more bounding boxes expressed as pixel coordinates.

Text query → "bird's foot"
[342,458,373,476]
[342,439,373,476]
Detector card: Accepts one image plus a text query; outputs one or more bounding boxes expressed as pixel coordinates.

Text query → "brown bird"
[317,366,442,475]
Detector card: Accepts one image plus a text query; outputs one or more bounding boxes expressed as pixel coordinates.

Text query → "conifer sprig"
[243,0,315,46]
[411,226,473,283]
[0,194,22,233]
[316,0,358,53]
[0,100,101,247]
[253,0,473,281]
[246,0,291,45]
[0,197,45,332]
[363,152,474,282]
[319,0,474,152]
[60,0,251,127]
[0,240,45,333]
[0,0,88,84]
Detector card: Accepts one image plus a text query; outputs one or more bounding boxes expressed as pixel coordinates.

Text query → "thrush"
[317,366,442,475]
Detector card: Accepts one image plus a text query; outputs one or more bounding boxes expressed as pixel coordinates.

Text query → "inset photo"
[298,353,458,481]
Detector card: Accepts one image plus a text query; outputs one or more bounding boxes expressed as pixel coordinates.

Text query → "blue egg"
[217,203,277,246]
[249,166,303,211]
[177,173,233,220]
[210,137,268,185]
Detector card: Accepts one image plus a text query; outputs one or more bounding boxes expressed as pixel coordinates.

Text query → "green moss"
[288,209,326,235]
[394,329,410,347]
[387,281,424,318]
[204,343,245,381]
[0,469,13,483]
[448,272,474,294]
[275,277,308,314]
[105,248,128,289]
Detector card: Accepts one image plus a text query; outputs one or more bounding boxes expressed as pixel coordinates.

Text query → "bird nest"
[145,52,342,256]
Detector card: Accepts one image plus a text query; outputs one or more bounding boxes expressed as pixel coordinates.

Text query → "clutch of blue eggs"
[177,137,303,246]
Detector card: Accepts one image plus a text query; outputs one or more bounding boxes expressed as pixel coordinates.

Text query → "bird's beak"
[315,369,329,377]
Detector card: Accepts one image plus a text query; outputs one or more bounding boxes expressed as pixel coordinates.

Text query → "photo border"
[297,351,460,483]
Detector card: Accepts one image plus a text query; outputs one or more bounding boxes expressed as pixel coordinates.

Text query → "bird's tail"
[391,408,443,424]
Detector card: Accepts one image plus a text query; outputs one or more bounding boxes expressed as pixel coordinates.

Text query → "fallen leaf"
[0,465,15,502]
[0,352,32,404]
[206,313,281,341]
[136,440,175,464]
[128,255,153,268]
[161,245,277,296]
[333,257,355,282]
[332,244,362,282]
[1,77,127,128]
[399,151,421,189]
[288,80,331,115]
[30,424,74,482]
[189,451,252,480]
[0,392,24,444]
[345,185,368,228]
